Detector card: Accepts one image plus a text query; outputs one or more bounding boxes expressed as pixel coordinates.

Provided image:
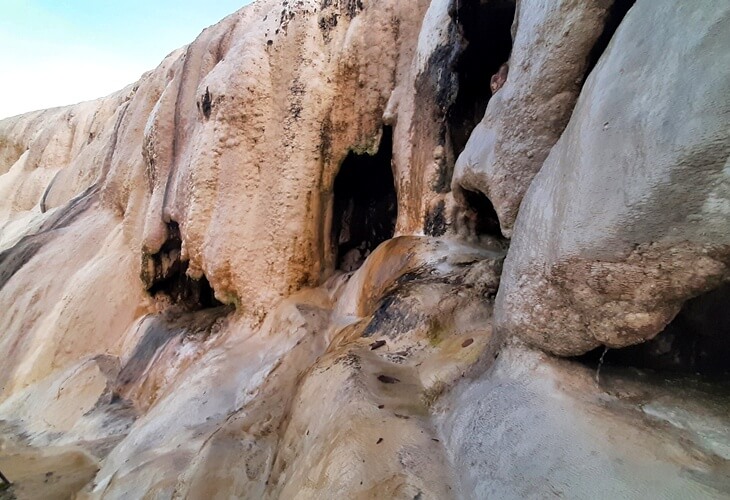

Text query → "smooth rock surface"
[437,343,730,499]
[496,0,730,355]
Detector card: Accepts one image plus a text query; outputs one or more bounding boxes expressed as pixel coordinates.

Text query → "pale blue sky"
[0,0,254,118]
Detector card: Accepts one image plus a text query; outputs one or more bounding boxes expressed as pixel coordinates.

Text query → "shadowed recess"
[448,0,515,156]
[575,283,730,378]
[583,0,637,83]
[331,126,397,272]
[142,221,223,310]
[460,188,502,237]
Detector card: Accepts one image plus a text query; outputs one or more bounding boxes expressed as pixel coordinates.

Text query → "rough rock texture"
[496,0,730,355]
[452,0,618,238]
[0,0,728,498]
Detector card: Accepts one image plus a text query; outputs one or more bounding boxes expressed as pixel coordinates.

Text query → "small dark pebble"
[45,472,53,477]
[432,438,440,442]
[462,338,474,348]
[394,413,410,420]
[377,438,383,444]
[378,404,385,409]
[377,375,400,384]
[370,340,386,350]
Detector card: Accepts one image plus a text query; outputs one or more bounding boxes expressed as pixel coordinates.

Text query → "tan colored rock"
[0,0,728,497]
[452,0,618,237]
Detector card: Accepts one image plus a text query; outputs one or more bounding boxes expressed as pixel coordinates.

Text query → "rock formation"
[0,0,728,498]
[495,0,730,355]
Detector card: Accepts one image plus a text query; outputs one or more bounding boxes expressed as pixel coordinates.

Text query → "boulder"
[496,0,730,355]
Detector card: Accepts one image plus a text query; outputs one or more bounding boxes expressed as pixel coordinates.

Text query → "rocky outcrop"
[495,0,730,355]
[452,0,625,238]
[0,0,728,498]
[438,343,730,498]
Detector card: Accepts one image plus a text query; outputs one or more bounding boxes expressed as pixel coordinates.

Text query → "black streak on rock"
[201,87,213,119]
[424,200,447,236]
[0,186,97,292]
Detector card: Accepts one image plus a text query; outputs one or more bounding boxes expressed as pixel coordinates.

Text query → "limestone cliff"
[0,0,728,498]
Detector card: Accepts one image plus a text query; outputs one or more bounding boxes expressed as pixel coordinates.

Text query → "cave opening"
[331,126,397,272]
[448,0,515,156]
[575,283,730,379]
[144,222,223,310]
[460,189,503,237]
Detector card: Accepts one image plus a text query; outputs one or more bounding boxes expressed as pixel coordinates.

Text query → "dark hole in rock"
[201,87,212,119]
[332,126,397,272]
[460,188,502,237]
[583,0,636,84]
[576,283,730,378]
[143,222,222,310]
[448,0,515,156]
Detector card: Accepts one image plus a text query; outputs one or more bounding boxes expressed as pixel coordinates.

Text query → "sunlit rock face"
[0,0,728,498]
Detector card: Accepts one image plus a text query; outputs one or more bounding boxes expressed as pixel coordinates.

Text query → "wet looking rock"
[141,222,222,310]
[332,126,397,272]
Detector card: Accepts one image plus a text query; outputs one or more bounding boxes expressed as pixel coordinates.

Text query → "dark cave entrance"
[331,126,397,272]
[460,188,502,237]
[143,222,223,310]
[448,0,516,156]
[576,283,730,378]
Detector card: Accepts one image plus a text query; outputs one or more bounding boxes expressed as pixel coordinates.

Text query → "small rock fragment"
[377,438,383,444]
[370,340,386,350]
[377,375,400,384]
[462,338,474,348]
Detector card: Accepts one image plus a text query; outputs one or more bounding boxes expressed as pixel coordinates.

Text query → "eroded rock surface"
[0,0,728,498]
[438,343,730,498]
[452,0,623,237]
[495,0,730,355]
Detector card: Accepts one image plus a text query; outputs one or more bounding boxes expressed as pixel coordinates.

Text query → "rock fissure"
[448,0,515,157]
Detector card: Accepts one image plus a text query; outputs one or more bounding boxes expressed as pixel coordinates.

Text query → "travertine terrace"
[0,0,728,498]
